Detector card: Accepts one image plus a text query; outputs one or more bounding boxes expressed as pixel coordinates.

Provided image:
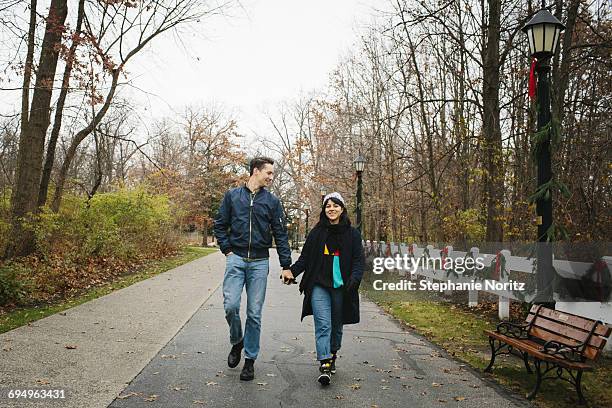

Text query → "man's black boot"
[240,358,255,381]
[227,340,243,368]
[330,353,337,374]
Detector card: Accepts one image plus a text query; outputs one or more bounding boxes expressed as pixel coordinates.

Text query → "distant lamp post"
[303,202,311,237]
[354,154,366,233]
[522,2,564,307]
[320,186,327,205]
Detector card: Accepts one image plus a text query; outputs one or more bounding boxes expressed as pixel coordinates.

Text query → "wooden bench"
[483,304,611,404]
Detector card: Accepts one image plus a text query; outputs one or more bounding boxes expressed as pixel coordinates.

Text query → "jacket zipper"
[248,192,254,258]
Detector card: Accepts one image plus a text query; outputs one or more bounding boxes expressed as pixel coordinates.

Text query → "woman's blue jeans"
[311,284,344,361]
[222,254,269,360]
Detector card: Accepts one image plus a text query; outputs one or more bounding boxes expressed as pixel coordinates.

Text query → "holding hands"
[280,269,296,285]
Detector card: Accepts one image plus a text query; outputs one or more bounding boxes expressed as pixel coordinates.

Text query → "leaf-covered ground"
[0,246,216,334]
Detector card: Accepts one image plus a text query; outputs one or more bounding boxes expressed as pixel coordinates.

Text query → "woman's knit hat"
[323,192,346,206]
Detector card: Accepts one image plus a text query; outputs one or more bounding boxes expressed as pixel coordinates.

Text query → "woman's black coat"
[289,224,364,324]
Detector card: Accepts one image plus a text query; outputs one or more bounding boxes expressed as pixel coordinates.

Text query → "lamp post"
[522,2,564,306]
[320,186,327,205]
[354,154,366,233]
[303,202,311,238]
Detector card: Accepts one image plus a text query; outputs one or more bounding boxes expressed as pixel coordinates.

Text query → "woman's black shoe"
[240,358,255,381]
[227,340,243,368]
[318,359,332,385]
[330,353,337,374]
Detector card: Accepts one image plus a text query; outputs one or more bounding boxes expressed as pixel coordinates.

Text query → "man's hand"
[280,269,295,285]
[225,251,233,256]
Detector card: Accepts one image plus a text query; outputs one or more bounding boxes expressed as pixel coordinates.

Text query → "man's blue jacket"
[213,185,292,268]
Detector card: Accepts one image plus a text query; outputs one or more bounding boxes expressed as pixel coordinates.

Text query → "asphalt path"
[107,251,531,408]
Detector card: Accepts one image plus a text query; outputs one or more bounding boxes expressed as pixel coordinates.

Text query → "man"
[214,157,293,381]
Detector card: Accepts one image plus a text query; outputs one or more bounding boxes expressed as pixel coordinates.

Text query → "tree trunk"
[21,0,37,132]
[551,0,580,138]
[5,0,68,259]
[482,0,504,242]
[38,0,85,207]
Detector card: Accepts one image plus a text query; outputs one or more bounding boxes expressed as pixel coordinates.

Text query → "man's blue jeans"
[223,254,269,360]
[311,284,344,361]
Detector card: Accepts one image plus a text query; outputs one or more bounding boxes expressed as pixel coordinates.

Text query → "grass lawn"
[0,246,217,334]
[363,274,612,408]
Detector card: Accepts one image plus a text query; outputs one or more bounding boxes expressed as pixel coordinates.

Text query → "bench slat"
[528,305,611,337]
[528,326,602,360]
[526,314,607,349]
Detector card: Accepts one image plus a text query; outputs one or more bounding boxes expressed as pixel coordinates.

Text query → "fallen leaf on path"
[381,386,391,390]
[161,354,177,359]
[116,392,139,399]
[438,398,447,402]
[333,395,345,400]
[153,372,160,375]
[193,401,206,405]
[65,344,77,349]
[454,396,467,401]
[206,381,218,386]
[414,375,424,380]
[172,386,186,391]
[353,377,362,381]
[432,382,442,387]
[349,383,361,390]
[143,394,158,402]
[36,379,50,385]
[257,382,268,386]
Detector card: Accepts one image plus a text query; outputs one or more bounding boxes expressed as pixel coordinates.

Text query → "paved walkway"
[0,251,531,408]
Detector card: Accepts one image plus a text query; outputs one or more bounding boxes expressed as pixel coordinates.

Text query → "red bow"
[528,58,537,100]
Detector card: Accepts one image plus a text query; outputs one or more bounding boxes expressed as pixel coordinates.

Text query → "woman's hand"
[346,278,360,292]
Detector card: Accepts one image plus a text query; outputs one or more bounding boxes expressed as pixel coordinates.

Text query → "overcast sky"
[125,0,383,142]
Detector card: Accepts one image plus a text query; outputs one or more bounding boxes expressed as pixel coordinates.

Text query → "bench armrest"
[496,322,529,339]
[542,340,585,362]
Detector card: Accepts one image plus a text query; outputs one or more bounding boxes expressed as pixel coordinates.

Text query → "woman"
[281,192,364,386]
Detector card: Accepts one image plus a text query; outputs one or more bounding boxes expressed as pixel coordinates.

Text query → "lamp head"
[354,154,367,173]
[522,8,565,58]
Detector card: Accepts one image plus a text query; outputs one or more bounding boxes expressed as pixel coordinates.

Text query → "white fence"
[363,241,612,329]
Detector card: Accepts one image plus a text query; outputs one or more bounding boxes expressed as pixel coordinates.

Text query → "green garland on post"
[530,113,570,242]
[475,253,509,281]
